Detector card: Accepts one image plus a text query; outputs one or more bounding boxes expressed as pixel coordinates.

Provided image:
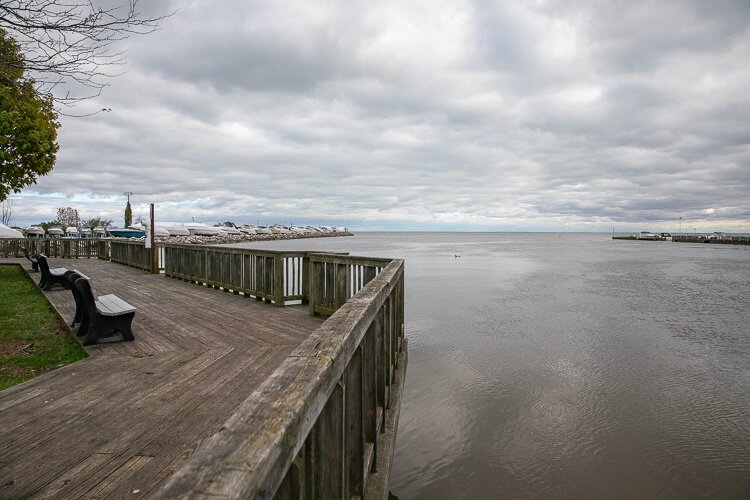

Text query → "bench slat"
[96,295,136,316]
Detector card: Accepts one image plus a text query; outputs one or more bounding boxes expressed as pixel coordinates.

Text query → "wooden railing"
[0,238,101,258]
[162,244,310,305]
[308,254,392,316]
[109,240,152,271]
[155,256,406,499]
[2,237,407,497]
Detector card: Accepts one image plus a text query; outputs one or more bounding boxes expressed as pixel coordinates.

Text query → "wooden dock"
[0,258,324,498]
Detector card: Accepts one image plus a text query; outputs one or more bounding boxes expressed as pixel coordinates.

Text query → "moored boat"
[24,226,46,238]
[108,228,146,238]
[184,223,222,236]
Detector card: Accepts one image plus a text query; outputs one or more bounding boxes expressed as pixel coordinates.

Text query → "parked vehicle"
[636,231,660,240]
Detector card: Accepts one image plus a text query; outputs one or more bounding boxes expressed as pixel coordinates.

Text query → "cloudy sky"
[9,0,750,231]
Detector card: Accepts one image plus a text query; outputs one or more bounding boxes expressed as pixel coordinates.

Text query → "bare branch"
[0,0,172,105]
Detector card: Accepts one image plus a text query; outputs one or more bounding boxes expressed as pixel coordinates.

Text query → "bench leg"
[77,317,89,338]
[82,312,136,346]
[44,276,70,291]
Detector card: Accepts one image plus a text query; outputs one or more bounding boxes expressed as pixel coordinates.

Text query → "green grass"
[0,265,87,391]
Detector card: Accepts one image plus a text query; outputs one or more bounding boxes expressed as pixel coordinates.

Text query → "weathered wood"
[1,238,102,259]
[364,318,379,469]
[154,259,405,499]
[0,258,324,498]
[363,341,408,500]
[316,380,346,499]
[274,254,284,306]
[2,250,406,500]
[345,346,365,496]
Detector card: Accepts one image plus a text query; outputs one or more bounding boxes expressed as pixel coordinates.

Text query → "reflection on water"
[230,233,750,499]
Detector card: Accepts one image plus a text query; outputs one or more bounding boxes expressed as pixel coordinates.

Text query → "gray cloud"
[9,0,750,232]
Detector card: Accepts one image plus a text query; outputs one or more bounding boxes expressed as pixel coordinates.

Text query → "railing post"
[302,254,310,304]
[274,254,284,306]
[309,258,319,316]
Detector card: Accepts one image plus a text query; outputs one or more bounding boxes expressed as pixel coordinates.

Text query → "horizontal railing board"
[308,254,392,267]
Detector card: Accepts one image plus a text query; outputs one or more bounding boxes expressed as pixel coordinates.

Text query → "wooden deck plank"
[0,258,324,498]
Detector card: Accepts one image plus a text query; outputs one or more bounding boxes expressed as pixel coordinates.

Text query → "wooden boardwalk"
[0,258,324,499]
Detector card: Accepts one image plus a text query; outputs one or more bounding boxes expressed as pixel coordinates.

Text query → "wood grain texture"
[0,258,323,498]
[153,259,405,500]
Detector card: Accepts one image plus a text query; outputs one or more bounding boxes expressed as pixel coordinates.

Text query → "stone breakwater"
[112,231,353,245]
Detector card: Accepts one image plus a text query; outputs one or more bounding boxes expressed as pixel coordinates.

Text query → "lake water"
[230,232,750,499]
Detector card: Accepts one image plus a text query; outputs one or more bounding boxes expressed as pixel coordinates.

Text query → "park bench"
[23,247,39,272]
[36,254,70,291]
[66,270,117,331]
[73,276,136,346]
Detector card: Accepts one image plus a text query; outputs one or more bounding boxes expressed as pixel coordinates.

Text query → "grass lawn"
[0,264,87,391]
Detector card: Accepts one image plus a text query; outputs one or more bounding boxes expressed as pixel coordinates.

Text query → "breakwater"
[612,234,750,245]
[672,234,750,245]
[130,230,354,245]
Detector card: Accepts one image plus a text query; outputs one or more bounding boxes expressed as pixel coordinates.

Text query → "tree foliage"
[0,0,169,104]
[124,200,132,227]
[0,28,59,201]
[55,206,79,228]
[82,216,111,229]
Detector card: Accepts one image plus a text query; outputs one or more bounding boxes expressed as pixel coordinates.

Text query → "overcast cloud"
[9,0,750,231]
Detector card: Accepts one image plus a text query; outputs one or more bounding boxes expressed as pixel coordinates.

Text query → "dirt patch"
[0,341,34,357]
[0,363,41,380]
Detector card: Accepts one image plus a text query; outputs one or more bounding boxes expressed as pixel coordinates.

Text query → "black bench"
[73,277,136,346]
[36,254,71,291]
[23,247,39,272]
[66,270,118,332]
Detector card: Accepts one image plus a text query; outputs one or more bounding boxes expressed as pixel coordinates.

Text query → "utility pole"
[149,203,156,274]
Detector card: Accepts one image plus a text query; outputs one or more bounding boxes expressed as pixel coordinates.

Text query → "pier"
[612,234,750,245]
[0,239,406,499]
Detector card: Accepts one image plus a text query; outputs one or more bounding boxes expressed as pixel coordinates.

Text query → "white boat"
[24,226,46,238]
[0,222,24,238]
[239,225,257,235]
[93,227,107,237]
[254,226,273,235]
[130,223,170,238]
[47,227,64,237]
[216,225,242,236]
[184,223,222,236]
[157,222,191,236]
[65,227,79,237]
[271,225,291,234]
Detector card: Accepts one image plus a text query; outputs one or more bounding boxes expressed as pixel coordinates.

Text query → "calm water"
[230,232,750,499]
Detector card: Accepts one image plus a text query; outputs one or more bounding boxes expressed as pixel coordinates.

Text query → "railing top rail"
[154,258,404,499]
[308,252,392,266]
[109,239,155,245]
[162,242,311,258]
